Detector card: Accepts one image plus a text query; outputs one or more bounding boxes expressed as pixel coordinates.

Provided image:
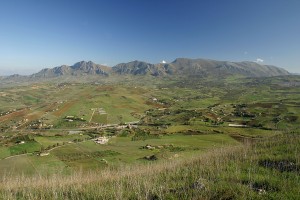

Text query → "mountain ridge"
[31,61,111,78]
[1,58,291,82]
[112,58,290,77]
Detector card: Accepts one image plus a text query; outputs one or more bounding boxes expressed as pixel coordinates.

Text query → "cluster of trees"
[131,129,160,141]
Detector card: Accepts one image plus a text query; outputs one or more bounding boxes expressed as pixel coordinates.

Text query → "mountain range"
[112,58,290,77]
[0,58,291,82]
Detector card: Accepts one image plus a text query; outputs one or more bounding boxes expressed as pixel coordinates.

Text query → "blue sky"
[0,0,299,75]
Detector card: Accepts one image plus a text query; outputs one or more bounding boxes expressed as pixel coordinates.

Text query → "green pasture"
[9,141,41,155]
[0,155,36,176]
[56,134,238,165]
[0,75,299,179]
[0,147,10,159]
[47,85,151,126]
[0,153,69,176]
[34,135,91,147]
[0,133,239,175]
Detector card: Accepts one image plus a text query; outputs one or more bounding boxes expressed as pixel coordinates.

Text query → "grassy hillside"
[0,134,298,199]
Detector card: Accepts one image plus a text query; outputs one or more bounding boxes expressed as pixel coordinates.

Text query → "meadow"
[0,134,298,199]
[0,75,299,199]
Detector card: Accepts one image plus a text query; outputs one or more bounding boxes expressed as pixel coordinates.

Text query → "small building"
[39,152,50,156]
[93,136,109,144]
[145,145,155,150]
[68,130,83,135]
[65,116,75,119]
[228,124,247,128]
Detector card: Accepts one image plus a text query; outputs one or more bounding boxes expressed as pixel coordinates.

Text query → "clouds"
[243,51,264,64]
[256,58,264,63]
[161,60,167,64]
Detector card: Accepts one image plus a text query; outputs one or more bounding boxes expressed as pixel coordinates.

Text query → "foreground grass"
[0,134,299,199]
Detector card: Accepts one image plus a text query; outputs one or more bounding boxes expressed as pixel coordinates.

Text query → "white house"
[93,136,109,144]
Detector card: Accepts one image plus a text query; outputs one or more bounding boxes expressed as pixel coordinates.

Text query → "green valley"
[0,75,299,199]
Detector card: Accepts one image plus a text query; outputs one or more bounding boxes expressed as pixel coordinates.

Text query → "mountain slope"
[111,58,290,77]
[112,60,171,76]
[167,58,289,77]
[0,58,291,84]
[31,61,111,78]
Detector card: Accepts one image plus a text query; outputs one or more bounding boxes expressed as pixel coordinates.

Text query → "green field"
[0,75,299,199]
[0,133,238,175]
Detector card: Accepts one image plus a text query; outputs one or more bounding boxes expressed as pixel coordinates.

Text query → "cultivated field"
[0,75,299,199]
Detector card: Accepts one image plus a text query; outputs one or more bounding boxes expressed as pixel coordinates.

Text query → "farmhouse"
[66,116,75,119]
[39,152,50,156]
[228,124,247,128]
[97,108,107,115]
[145,144,155,150]
[93,136,109,144]
[68,130,83,135]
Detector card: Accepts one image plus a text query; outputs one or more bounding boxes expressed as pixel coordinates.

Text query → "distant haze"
[0,67,39,76]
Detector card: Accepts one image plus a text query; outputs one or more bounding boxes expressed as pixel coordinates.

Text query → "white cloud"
[256,58,264,63]
[161,60,167,64]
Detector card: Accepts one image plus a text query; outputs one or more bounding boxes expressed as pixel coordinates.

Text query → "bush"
[131,129,160,141]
